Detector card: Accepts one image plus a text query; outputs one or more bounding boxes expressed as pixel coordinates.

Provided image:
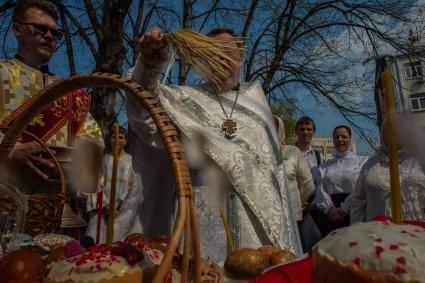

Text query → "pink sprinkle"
[348,241,358,247]
[394,267,407,274]
[374,238,383,243]
[390,244,399,250]
[353,257,361,266]
[396,257,406,265]
[375,246,384,257]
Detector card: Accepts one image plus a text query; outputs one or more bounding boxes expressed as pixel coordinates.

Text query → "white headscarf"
[273,115,286,145]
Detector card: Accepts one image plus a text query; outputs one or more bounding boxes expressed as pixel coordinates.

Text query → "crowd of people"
[1,0,425,265]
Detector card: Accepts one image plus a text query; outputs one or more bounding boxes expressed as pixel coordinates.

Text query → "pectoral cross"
[222,119,237,139]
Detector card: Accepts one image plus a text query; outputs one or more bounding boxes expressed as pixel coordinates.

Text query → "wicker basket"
[0,73,201,283]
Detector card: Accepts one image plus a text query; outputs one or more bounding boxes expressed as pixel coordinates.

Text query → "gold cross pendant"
[222,119,237,139]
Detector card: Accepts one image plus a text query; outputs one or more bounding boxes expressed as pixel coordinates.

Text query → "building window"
[404,61,423,79]
[410,93,425,111]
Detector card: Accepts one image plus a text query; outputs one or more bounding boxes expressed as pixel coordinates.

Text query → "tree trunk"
[90,0,132,140]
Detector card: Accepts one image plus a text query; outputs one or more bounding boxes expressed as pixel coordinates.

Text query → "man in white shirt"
[295,116,322,185]
[294,116,325,237]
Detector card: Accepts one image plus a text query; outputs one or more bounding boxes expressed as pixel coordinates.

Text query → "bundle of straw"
[165,29,245,90]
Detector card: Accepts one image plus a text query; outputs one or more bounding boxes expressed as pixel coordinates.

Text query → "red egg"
[0,247,45,283]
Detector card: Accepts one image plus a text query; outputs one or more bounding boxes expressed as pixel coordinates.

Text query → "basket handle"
[0,73,201,283]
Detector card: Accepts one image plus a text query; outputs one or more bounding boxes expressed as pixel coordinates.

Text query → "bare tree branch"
[58,4,76,75]
[84,0,103,42]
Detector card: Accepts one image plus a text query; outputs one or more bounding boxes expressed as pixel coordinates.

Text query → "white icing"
[317,221,425,282]
[47,248,140,282]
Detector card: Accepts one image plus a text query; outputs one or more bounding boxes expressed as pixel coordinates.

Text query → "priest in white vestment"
[126,27,301,262]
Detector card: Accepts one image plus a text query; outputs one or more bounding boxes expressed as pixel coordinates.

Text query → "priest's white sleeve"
[350,166,368,224]
[126,57,165,148]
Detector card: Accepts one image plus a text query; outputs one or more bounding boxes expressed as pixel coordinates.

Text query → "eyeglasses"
[18,22,63,40]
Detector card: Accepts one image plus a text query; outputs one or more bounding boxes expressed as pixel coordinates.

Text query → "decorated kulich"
[313,221,425,283]
[45,244,143,283]
[34,234,75,249]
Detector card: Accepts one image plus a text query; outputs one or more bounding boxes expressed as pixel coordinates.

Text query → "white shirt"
[314,151,368,214]
[299,145,322,186]
[281,145,315,221]
[303,146,319,167]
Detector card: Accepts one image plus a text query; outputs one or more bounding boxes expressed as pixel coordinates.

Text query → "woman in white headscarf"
[273,115,315,251]
[350,120,425,223]
[314,125,368,235]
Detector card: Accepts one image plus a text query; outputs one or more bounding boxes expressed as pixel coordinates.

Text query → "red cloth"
[249,256,312,283]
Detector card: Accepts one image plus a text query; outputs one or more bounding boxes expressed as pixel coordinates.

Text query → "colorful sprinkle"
[375,246,384,257]
[348,241,358,247]
[353,257,361,266]
[374,238,383,243]
[394,267,407,274]
[396,257,406,265]
[390,244,399,250]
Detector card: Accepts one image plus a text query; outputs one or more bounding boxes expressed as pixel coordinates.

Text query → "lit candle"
[106,123,120,247]
[220,209,234,253]
[381,68,402,224]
